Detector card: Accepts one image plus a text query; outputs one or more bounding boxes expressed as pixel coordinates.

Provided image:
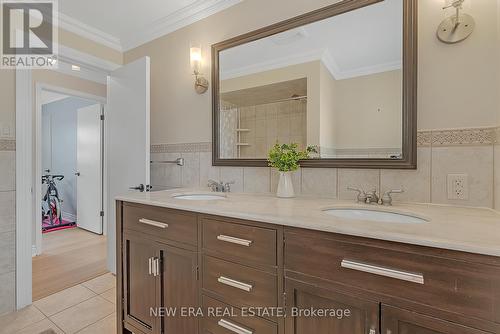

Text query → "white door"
[76,104,103,234]
[107,57,151,273]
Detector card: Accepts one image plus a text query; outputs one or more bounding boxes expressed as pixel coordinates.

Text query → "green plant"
[267,143,317,172]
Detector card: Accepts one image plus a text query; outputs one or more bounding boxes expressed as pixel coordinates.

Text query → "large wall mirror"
[212,0,417,169]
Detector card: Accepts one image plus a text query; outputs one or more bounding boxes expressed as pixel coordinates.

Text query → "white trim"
[16,65,108,308]
[35,84,106,257]
[57,12,122,52]
[16,69,33,310]
[58,44,121,72]
[62,211,77,223]
[122,0,243,51]
[221,47,402,81]
[53,58,108,85]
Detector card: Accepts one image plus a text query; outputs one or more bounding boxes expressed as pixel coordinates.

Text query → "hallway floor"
[0,273,116,334]
[32,228,108,301]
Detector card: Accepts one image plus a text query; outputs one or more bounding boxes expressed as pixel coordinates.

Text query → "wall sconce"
[437,0,475,44]
[190,45,209,94]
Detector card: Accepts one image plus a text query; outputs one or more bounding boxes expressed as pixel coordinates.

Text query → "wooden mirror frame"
[212,0,417,169]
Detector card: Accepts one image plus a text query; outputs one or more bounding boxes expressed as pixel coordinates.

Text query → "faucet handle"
[223,180,236,192]
[347,187,367,203]
[381,189,404,206]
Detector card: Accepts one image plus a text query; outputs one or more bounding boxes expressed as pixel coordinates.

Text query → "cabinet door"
[382,306,492,334]
[158,244,198,334]
[285,279,379,334]
[123,232,159,334]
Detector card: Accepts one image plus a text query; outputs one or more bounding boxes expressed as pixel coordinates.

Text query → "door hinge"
[100,114,104,121]
[100,210,104,217]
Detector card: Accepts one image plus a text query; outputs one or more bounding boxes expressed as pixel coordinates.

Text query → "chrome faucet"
[348,186,404,205]
[208,179,235,193]
[365,189,379,204]
[380,189,404,206]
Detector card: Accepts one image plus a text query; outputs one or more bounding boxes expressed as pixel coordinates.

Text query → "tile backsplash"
[0,139,16,315]
[152,127,499,209]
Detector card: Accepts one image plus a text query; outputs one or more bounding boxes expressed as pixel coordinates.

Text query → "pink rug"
[42,217,76,233]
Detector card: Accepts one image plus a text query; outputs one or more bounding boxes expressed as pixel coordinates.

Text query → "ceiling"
[221,78,307,107]
[57,0,242,51]
[220,0,402,81]
[40,91,69,105]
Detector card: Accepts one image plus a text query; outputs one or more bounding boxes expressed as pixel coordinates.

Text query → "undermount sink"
[172,193,226,201]
[323,208,428,224]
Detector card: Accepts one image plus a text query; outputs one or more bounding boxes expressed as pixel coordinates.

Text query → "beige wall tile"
[220,167,244,192]
[431,146,494,207]
[199,152,220,189]
[380,147,431,203]
[0,152,15,191]
[495,145,500,210]
[160,153,182,188]
[50,296,114,334]
[0,271,15,315]
[150,153,167,188]
[0,231,15,275]
[181,152,200,187]
[0,191,15,234]
[271,169,302,195]
[244,168,271,193]
[301,168,337,198]
[338,169,380,200]
[34,284,96,317]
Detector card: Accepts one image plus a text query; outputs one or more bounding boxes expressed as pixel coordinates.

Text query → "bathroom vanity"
[115,190,500,334]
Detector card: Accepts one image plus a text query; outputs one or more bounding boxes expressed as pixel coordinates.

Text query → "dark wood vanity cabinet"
[117,202,500,334]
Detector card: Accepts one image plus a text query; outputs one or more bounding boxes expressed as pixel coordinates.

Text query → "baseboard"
[62,211,77,222]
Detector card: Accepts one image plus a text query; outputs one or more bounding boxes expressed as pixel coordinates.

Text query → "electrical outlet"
[447,174,469,200]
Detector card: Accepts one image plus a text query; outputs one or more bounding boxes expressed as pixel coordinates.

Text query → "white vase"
[277,171,295,198]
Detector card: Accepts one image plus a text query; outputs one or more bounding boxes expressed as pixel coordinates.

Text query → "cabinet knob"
[369,330,376,334]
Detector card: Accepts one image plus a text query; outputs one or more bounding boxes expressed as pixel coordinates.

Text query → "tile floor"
[0,273,116,334]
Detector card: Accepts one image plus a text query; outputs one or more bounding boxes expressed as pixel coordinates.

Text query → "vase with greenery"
[267,143,317,198]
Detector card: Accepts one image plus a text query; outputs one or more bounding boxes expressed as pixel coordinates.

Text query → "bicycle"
[41,173,64,230]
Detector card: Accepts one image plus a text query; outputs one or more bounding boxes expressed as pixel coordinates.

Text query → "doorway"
[33,87,107,300]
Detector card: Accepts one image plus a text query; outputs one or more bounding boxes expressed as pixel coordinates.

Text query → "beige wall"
[319,62,336,151]
[333,70,402,150]
[32,71,107,98]
[125,0,340,145]
[0,70,15,135]
[126,0,500,145]
[418,0,499,129]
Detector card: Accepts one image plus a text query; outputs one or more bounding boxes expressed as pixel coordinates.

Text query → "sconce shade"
[190,46,202,73]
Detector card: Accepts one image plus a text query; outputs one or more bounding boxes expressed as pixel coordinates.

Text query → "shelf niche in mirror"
[212,0,417,169]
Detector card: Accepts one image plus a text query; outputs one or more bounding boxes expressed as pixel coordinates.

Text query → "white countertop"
[116,189,500,257]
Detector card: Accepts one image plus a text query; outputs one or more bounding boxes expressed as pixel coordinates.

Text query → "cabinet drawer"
[203,255,278,309]
[201,295,278,334]
[285,229,500,323]
[123,203,197,246]
[202,217,277,267]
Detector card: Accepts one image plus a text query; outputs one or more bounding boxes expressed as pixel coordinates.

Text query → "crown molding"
[58,12,123,52]
[122,0,243,51]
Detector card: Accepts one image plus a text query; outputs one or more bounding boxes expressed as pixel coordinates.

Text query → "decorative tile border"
[417,131,432,147]
[0,139,15,151]
[151,142,211,154]
[150,127,500,153]
[430,127,496,146]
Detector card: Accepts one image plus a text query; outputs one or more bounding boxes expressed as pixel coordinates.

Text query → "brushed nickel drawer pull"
[341,259,424,284]
[218,319,253,334]
[139,218,168,229]
[217,276,253,292]
[148,257,153,275]
[217,235,253,247]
